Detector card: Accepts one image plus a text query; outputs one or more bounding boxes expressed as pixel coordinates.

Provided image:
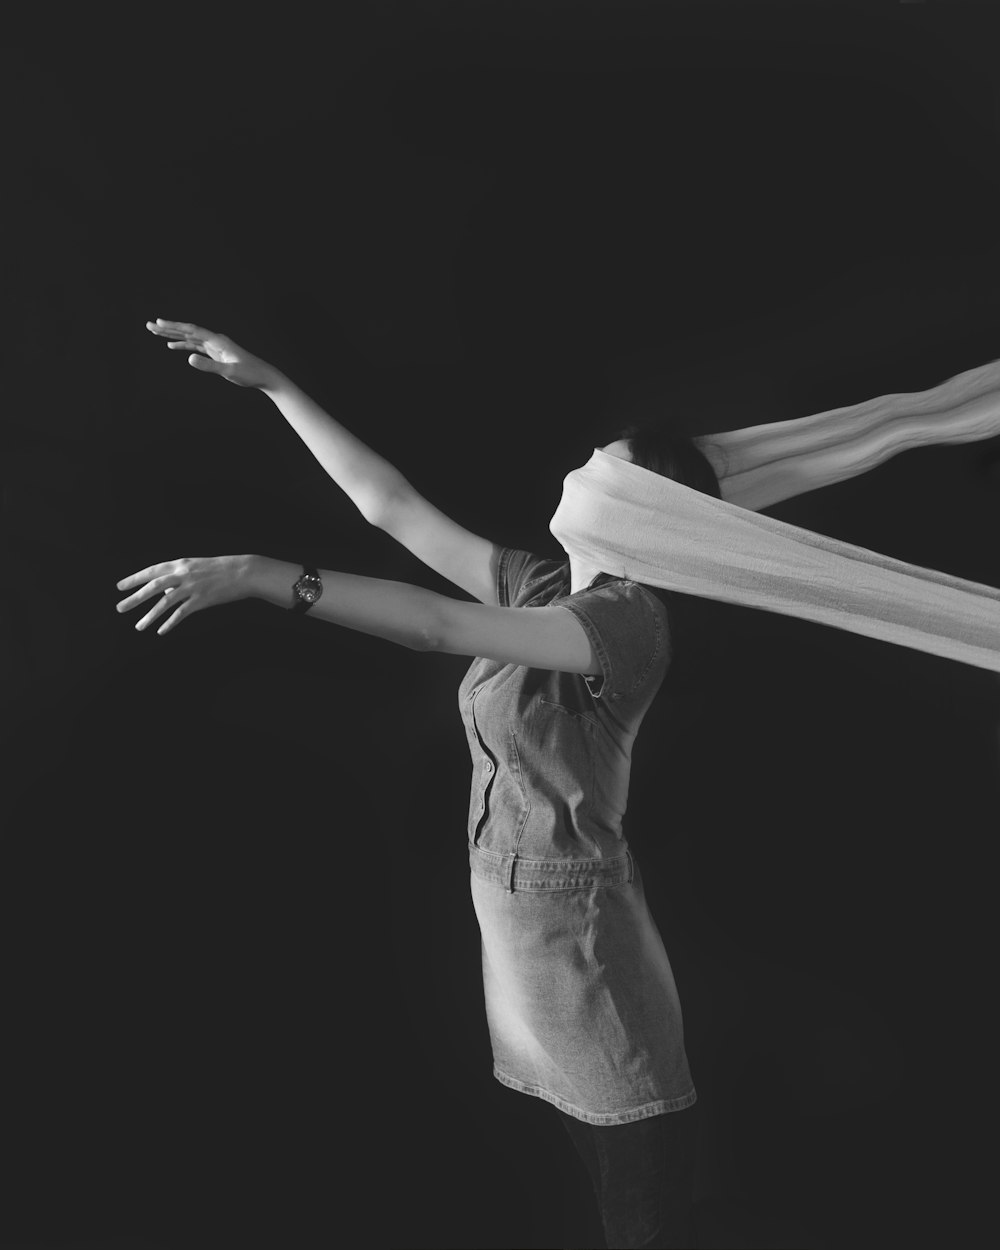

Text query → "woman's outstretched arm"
[146,319,409,524]
[261,377,410,526]
[114,554,600,674]
[116,553,439,649]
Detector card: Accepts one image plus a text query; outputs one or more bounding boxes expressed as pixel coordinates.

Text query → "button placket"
[470,688,491,827]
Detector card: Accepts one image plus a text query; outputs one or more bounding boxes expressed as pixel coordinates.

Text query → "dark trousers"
[556,1104,698,1249]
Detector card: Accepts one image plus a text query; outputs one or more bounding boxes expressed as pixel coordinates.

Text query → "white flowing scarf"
[549,357,1000,672]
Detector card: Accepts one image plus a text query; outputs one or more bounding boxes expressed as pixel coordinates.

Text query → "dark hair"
[611,421,722,499]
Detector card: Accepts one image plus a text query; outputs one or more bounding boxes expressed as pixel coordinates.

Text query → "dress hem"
[492,1064,698,1125]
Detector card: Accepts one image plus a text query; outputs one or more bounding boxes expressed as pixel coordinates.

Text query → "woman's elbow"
[410,599,445,652]
[411,623,439,652]
[420,600,460,655]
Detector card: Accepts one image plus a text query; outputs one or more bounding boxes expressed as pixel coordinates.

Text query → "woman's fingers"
[117,565,187,605]
[117,562,180,593]
[148,328,199,344]
[134,588,184,632]
[152,319,200,333]
[145,320,191,334]
[187,354,225,374]
[145,320,213,340]
[155,602,190,635]
[115,560,197,634]
[160,319,213,338]
[116,575,180,614]
[166,339,202,350]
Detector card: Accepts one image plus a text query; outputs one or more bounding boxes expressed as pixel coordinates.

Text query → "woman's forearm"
[244,554,441,651]
[261,375,412,524]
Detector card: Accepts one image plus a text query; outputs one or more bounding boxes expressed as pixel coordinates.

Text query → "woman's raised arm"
[146,318,410,524]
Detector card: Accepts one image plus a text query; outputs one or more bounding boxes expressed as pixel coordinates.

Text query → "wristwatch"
[291,565,323,614]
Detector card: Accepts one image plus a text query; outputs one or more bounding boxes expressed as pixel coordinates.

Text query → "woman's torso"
[458,547,672,863]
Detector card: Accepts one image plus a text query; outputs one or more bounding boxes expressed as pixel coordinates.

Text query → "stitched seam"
[492,1067,698,1124]
[627,588,663,696]
[508,730,531,854]
[559,600,613,697]
[498,546,513,607]
[538,697,599,729]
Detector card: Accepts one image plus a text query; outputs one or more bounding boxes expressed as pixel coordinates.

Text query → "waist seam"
[469,841,635,893]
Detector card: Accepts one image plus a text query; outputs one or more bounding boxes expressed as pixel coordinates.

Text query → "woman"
[119,318,722,1249]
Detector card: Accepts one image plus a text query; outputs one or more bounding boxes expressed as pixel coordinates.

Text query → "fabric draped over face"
[549,357,1000,673]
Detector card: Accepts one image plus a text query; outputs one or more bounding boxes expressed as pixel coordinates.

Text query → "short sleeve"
[559,579,671,701]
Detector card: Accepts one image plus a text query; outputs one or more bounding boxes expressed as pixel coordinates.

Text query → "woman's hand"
[116,555,255,636]
[145,319,282,390]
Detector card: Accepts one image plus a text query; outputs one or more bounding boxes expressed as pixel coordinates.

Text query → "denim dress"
[459,547,696,1126]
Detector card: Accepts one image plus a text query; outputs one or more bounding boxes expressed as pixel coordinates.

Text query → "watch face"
[297,575,321,603]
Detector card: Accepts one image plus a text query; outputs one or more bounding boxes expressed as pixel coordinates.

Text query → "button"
[484,761,493,773]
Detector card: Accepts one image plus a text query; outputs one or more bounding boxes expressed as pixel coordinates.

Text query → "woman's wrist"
[238,553,267,599]
[242,554,301,609]
[259,368,291,399]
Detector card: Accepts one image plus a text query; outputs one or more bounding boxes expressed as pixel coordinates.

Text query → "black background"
[3,3,999,1248]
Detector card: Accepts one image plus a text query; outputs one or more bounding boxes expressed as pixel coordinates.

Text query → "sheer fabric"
[550,358,1000,672]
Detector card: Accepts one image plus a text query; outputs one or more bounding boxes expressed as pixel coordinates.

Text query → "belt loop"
[625,849,634,884]
[504,852,518,894]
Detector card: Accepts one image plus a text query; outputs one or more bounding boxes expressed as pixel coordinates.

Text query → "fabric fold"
[549,357,1000,673]
[696,356,1000,511]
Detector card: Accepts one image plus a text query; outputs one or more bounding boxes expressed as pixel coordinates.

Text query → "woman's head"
[601,422,722,499]
[549,420,724,596]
